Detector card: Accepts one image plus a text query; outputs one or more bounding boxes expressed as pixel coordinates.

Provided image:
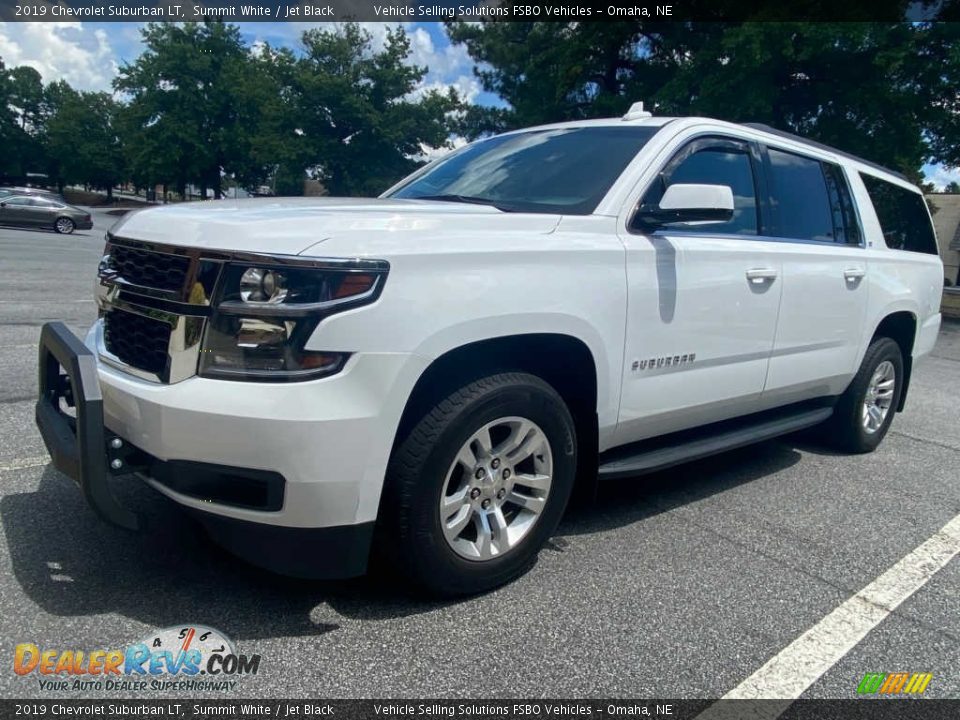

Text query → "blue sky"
[0,21,956,187]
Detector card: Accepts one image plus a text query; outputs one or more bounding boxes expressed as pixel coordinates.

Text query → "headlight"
[239,268,288,303]
[199,258,387,381]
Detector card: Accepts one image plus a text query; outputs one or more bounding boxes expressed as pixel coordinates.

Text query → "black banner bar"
[0,0,956,23]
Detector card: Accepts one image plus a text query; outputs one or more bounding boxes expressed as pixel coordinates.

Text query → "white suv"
[36,107,943,595]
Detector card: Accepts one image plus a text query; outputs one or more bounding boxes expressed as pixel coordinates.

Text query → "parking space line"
[0,457,49,473]
[696,513,960,717]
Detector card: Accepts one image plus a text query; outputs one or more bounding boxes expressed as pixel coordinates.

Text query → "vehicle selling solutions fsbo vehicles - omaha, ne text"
[35,104,942,595]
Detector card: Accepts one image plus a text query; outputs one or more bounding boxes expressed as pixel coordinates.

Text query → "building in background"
[928,194,960,286]
[927,194,960,319]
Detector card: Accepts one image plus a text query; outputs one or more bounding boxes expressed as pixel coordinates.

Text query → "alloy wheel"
[862,360,895,434]
[439,416,553,561]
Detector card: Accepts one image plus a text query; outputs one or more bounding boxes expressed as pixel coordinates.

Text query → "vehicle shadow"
[555,438,804,540]
[1,467,454,640]
[3,438,805,638]
[0,224,94,237]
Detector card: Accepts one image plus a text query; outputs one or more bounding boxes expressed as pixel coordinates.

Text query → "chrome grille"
[96,237,214,383]
[102,309,171,376]
[106,243,191,294]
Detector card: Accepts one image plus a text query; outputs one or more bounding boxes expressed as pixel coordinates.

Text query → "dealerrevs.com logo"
[14,625,261,692]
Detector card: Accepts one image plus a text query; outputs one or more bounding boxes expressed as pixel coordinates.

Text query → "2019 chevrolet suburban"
[36,106,943,595]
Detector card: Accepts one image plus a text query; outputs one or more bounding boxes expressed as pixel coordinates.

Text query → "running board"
[598,405,833,480]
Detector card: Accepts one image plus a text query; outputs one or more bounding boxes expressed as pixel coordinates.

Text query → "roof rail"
[741,123,908,182]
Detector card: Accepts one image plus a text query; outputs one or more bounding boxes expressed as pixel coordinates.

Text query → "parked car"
[35,107,942,595]
[0,195,92,234]
[0,186,67,204]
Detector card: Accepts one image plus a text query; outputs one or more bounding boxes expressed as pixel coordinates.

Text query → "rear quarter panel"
[847,168,943,363]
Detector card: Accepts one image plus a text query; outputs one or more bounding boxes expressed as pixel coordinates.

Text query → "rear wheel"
[54,217,75,234]
[825,337,903,453]
[379,373,576,596]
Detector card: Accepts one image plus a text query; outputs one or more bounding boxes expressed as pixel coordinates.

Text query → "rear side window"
[768,148,834,241]
[860,174,938,254]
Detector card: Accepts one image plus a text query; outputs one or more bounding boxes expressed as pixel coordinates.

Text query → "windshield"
[387,126,660,214]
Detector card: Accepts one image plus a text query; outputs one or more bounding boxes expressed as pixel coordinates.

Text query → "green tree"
[115,21,259,198]
[288,24,462,195]
[3,64,47,179]
[449,15,959,178]
[0,58,20,178]
[47,88,125,199]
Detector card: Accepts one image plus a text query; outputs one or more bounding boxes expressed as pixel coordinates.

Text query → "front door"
[615,136,784,444]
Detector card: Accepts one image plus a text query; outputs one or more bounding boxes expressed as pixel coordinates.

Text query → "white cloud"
[277,22,479,103]
[924,164,960,190]
[406,26,474,79]
[0,21,118,91]
[409,75,483,104]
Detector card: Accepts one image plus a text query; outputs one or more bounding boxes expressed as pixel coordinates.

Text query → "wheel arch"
[868,310,918,412]
[392,332,602,501]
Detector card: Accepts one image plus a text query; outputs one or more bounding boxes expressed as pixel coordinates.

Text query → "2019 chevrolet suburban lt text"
[35,107,943,596]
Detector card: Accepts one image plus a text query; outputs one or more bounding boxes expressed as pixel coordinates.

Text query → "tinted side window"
[860,174,938,254]
[643,146,758,235]
[768,148,835,242]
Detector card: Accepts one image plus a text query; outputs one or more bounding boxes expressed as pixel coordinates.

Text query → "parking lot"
[0,212,958,701]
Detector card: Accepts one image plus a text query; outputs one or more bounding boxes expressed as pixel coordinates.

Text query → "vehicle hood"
[109,197,561,256]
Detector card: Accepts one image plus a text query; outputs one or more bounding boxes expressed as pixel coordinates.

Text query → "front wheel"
[54,217,75,234]
[825,337,903,453]
[379,373,577,596]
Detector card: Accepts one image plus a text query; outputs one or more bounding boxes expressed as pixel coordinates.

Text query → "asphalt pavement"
[0,212,957,701]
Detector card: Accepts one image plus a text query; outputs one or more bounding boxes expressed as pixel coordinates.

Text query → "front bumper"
[35,321,424,578]
[35,322,138,530]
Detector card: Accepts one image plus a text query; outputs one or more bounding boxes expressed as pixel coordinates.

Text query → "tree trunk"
[106,186,113,201]
[163,183,168,204]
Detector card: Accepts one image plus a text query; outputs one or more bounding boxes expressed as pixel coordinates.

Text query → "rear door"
[760,146,869,402]
[615,135,785,443]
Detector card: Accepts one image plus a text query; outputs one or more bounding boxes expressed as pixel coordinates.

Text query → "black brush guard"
[35,322,139,530]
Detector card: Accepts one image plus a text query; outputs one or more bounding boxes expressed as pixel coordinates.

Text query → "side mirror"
[633,183,735,230]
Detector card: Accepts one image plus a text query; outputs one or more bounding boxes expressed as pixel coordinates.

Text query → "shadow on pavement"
[1,467,454,639]
[3,438,804,636]
[557,438,804,539]
[0,224,95,237]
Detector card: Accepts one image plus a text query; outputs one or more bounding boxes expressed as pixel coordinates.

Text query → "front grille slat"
[108,244,190,293]
[103,309,171,376]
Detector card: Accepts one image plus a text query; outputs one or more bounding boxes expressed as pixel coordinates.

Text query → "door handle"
[843,268,866,281]
[745,268,778,284]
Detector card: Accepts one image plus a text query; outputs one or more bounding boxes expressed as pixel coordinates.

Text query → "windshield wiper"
[410,194,517,212]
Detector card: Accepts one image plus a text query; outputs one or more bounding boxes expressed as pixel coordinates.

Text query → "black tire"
[378,372,577,597]
[54,217,75,234]
[825,337,904,453]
